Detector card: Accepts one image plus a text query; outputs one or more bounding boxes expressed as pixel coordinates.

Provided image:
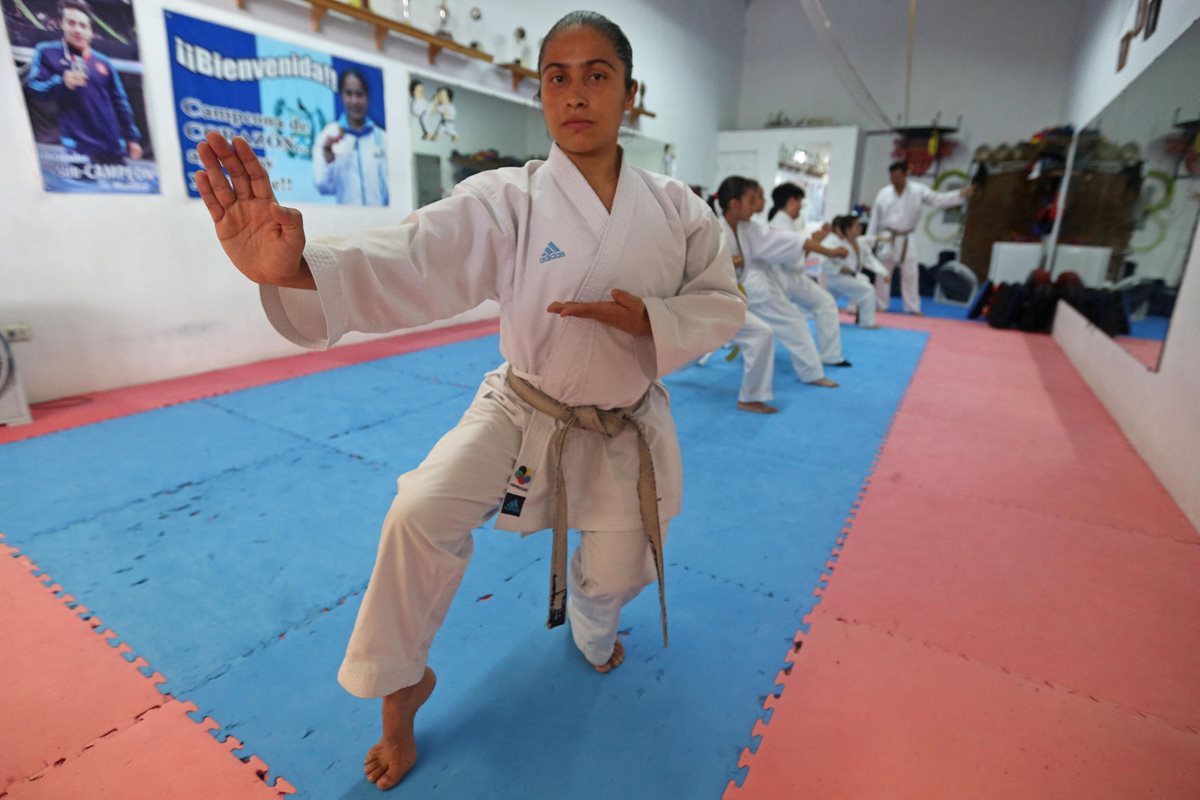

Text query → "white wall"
[1063,0,1200,126]
[0,0,744,402]
[1053,1,1200,533]
[736,0,1086,264]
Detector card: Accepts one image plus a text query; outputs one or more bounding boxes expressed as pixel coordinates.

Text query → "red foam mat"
[727,316,1200,798]
[729,612,1200,799]
[0,538,290,798]
[0,318,499,445]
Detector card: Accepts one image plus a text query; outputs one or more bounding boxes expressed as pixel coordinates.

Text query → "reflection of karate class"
[2,2,1199,800]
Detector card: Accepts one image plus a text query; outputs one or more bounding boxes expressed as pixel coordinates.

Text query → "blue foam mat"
[1,325,926,797]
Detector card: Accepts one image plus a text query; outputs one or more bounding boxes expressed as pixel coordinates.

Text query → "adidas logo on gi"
[539,241,566,263]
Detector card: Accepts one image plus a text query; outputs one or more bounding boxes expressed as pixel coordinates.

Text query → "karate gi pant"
[730,309,775,403]
[826,273,877,327]
[875,248,921,313]
[743,267,827,385]
[778,271,845,363]
[336,384,667,698]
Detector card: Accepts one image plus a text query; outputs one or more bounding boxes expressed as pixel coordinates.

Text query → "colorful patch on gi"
[514,465,532,486]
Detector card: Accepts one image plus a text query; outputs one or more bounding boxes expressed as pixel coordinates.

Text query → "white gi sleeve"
[638,191,747,379]
[818,233,846,279]
[917,181,966,210]
[858,236,886,276]
[742,218,812,264]
[261,182,512,349]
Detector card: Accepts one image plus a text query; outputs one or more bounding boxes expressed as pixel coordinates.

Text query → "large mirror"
[1052,19,1200,371]
[407,72,674,208]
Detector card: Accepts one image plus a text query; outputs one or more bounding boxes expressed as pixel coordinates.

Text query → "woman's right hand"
[322,128,345,164]
[196,132,314,289]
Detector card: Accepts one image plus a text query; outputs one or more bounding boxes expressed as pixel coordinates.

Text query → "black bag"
[1018,284,1059,332]
[968,281,994,319]
[986,283,1028,329]
[1080,288,1131,336]
[937,263,976,303]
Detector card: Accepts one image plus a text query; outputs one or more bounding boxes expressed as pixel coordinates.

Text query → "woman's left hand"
[547,289,653,337]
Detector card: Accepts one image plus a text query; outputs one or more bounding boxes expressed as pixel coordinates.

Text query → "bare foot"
[806,377,839,388]
[737,401,779,414]
[364,667,437,791]
[593,639,625,674]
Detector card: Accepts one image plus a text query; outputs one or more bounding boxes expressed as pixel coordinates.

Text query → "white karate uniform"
[721,216,828,386]
[818,232,882,328]
[867,181,965,313]
[262,144,745,694]
[767,214,845,362]
[312,116,388,207]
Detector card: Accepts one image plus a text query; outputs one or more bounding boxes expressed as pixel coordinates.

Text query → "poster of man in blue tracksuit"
[4,0,159,192]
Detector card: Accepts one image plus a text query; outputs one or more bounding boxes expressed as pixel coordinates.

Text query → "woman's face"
[786,196,803,219]
[732,191,756,222]
[851,219,863,237]
[341,75,368,128]
[539,25,636,160]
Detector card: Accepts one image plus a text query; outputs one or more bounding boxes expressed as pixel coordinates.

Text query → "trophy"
[512,27,529,66]
[436,1,452,38]
[468,7,482,50]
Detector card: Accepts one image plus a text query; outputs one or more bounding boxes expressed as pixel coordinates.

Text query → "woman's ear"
[625,80,638,110]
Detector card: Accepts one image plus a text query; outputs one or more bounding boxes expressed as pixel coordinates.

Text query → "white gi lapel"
[540,145,637,379]
[495,147,638,530]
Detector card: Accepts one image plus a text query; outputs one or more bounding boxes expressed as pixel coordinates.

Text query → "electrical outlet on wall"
[0,323,31,343]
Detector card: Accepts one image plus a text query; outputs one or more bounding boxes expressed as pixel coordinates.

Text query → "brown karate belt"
[505,368,668,648]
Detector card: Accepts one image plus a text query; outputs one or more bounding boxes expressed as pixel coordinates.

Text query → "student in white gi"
[194,12,744,792]
[867,160,974,314]
[765,182,855,358]
[820,214,884,329]
[313,68,388,207]
[714,177,844,414]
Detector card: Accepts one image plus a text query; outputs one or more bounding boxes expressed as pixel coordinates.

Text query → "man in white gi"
[194,12,744,792]
[867,161,974,315]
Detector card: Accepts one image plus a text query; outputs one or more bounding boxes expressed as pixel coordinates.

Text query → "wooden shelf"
[496,62,538,91]
[627,107,657,123]
[298,0,494,65]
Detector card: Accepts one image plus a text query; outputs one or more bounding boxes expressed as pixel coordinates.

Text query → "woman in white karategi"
[714,176,846,413]
[312,68,388,207]
[819,214,883,329]
[765,182,853,360]
[194,12,744,792]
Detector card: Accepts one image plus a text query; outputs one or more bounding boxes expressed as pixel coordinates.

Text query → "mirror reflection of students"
[313,67,388,206]
[26,0,143,165]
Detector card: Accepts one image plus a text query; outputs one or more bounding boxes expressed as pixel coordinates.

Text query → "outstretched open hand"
[195,132,314,289]
[546,289,652,337]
